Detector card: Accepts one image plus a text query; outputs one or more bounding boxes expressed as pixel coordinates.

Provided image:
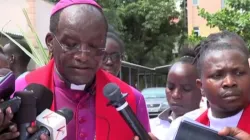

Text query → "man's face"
[2,43,13,69]
[102,38,122,76]
[197,49,250,117]
[47,5,107,85]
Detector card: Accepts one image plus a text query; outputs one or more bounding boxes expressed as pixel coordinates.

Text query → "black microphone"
[103,83,152,140]
[28,108,74,140]
[0,96,21,114]
[14,90,37,140]
[13,83,53,140]
[24,84,53,115]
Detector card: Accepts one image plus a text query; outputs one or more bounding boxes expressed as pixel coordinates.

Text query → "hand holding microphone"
[0,82,53,140]
[0,96,22,140]
[0,71,20,139]
[17,84,72,140]
[28,108,73,140]
[13,83,53,140]
[103,83,152,140]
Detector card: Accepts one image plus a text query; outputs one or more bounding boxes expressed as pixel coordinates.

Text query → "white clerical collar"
[70,84,86,90]
[54,66,86,91]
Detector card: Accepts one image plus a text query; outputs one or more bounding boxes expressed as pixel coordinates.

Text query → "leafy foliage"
[186,31,205,47]
[98,0,184,67]
[198,0,250,47]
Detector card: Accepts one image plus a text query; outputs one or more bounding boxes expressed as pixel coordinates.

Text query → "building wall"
[30,0,54,70]
[187,0,223,36]
[35,0,54,48]
[0,0,54,70]
[0,0,28,35]
[26,0,54,70]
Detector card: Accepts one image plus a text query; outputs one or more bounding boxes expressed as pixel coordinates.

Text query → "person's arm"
[218,127,250,140]
[133,87,151,132]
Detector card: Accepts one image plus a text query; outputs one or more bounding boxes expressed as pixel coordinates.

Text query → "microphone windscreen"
[56,108,73,124]
[24,83,53,114]
[13,84,53,124]
[103,83,122,102]
[14,91,37,123]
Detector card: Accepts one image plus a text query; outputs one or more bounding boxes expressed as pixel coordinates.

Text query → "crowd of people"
[0,0,249,140]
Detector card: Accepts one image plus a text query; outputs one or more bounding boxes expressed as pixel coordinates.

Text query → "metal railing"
[121,61,171,90]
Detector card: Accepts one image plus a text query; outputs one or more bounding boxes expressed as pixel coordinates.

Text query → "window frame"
[193,26,200,36]
[192,0,199,6]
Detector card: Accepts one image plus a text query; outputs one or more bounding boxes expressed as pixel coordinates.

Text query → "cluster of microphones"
[0,71,73,140]
[0,71,153,140]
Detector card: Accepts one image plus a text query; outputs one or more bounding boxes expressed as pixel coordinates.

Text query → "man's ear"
[9,54,15,64]
[196,78,205,97]
[45,33,54,53]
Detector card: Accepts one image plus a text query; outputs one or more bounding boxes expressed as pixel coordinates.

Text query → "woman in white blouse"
[150,49,203,140]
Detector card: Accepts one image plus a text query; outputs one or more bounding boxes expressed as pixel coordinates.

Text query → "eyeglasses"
[103,52,123,63]
[52,34,105,56]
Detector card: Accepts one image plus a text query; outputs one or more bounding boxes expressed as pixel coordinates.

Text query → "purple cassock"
[15,71,151,140]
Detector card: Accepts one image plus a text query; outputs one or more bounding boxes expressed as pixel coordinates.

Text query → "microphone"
[29,108,73,140]
[0,71,15,100]
[103,83,152,140]
[14,91,37,140]
[13,83,53,140]
[24,83,54,115]
[0,96,21,113]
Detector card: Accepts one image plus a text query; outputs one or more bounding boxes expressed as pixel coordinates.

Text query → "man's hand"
[218,127,250,140]
[0,124,20,140]
[0,107,13,131]
[27,126,49,140]
[0,107,20,140]
[133,133,158,140]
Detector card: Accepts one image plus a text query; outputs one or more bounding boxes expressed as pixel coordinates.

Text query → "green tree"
[198,0,250,47]
[97,0,126,31]
[121,0,183,67]
[186,31,205,47]
[99,0,183,67]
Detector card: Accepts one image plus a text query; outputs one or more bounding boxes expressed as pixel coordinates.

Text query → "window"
[193,0,198,6]
[193,27,200,36]
[221,0,225,8]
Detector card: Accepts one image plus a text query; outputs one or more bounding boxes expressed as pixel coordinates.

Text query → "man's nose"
[74,50,90,62]
[222,74,237,88]
[106,57,113,65]
[171,88,182,99]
